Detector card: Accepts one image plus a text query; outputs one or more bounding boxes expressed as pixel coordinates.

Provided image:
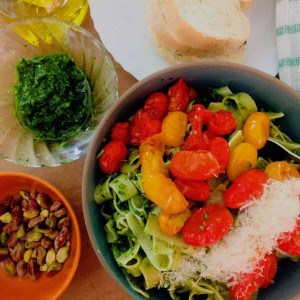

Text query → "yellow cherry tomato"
[139,134,188,215]
[158,210,191,236]
[226,142,258,181]
[142,172,188,214]
[264,161,300,181]
[243,112,270,150]
[162,111,188,147]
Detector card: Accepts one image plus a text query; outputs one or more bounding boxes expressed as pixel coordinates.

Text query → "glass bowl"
[0,17,118,167]
[0,0,89,25]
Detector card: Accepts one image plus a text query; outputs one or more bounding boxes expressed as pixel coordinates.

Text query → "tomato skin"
[226,142,258,182]
[277,219,300,256]
[243,112,270,150]
[129,109,162,145]
[264,161,300,181]
[188,104,213,132]
[182,204,233,246]
[229,253,277,300]
[98,140,128,174]
[144,92,169,120]
[209,137,230,173]
[170,150,221,181]
[175,179,211,201]
[188,104,211,133]
[162,111,188,147]
[158,210,191,236]
[110,122,130,144]
[168,77,190,112]
[182,132,210,151]
[223,169,268,209]
[189,87,198,100]
[260,254,277,288]
[140,134,188,215]
[208,110,237,136]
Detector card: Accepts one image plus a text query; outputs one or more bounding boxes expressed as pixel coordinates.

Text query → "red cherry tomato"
[168,77,190,112]
[182,204,233,246]
[170,150,221,181]
[182,133,210,151]
[188,104,213,132]
[175,179,211,201]
[129,109,162,145]
[209,137,230,173]
[208,110,237,136]
[189,87,199,101]
[277,219,300,256]
[110,122,130,144]
[98,140,127,174]
[229,253,277,300]
[223,169,268,209]
[144,92,169,120]
[260,253,277,288]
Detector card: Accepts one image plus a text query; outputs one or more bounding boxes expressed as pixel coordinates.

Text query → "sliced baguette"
[152,33,246,65]
[162,0,250,51]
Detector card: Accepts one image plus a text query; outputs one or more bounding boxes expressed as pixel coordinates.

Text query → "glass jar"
[0,0,89,25]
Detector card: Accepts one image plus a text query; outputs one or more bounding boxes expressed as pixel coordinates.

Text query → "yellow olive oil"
[0,0,88,25]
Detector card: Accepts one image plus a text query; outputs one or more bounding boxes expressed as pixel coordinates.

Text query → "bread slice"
[152,33,246,65]
[146,0,191,54]
[160,0,250,51]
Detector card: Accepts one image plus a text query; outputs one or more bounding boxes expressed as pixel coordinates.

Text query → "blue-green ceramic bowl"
[82,62,300,300]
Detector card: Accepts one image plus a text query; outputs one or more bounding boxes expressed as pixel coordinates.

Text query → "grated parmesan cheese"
[161,178,300,287]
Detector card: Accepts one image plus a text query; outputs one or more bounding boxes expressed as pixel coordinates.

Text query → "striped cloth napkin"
[276,0,300,92]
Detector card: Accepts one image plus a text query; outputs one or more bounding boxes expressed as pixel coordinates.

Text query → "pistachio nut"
[4,257,16,276]
[46,248,56,266]
[0,212,12,224]
[56,246,70,264]
[16,259,27,277]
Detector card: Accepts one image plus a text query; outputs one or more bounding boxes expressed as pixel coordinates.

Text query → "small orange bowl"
[0,172,81,300]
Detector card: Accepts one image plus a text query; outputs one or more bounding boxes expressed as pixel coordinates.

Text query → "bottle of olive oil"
[0,0,88,25]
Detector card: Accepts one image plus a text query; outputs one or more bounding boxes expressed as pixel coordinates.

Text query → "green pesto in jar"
[14,52,92,140]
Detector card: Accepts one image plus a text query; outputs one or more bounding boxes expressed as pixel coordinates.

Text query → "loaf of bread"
[146,0,252,64]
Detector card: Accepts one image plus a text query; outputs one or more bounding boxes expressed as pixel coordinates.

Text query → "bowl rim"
[0,17,119,168]
[82,61,300,299]
[0,171,81,298]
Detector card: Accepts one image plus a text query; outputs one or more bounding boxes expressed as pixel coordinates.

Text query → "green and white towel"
[276,0,300,92]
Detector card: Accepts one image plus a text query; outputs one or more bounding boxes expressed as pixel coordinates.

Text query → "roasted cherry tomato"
[175,179,211,201]
[260,253,277,288]
[182,204,233,246]
[243,112,270,150]
[158,210,191,236]
[229,253,277,300]
[223,169,268,209]
[264,161,300,181]
[189,87,199,101]
[110,121,130,144]
[226,142,258,181]
[129,109,162,145]
[207,110,237,136]
[140,134,188,214]
[98,140,127,174]
[168,77,190,112]
[170,150,221,181]
[188,104,213,132]
[277,219,300,256]
[144,92,169,120]
[182,132,210,151]
[162,111,188,147]
[209,137,230,173]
